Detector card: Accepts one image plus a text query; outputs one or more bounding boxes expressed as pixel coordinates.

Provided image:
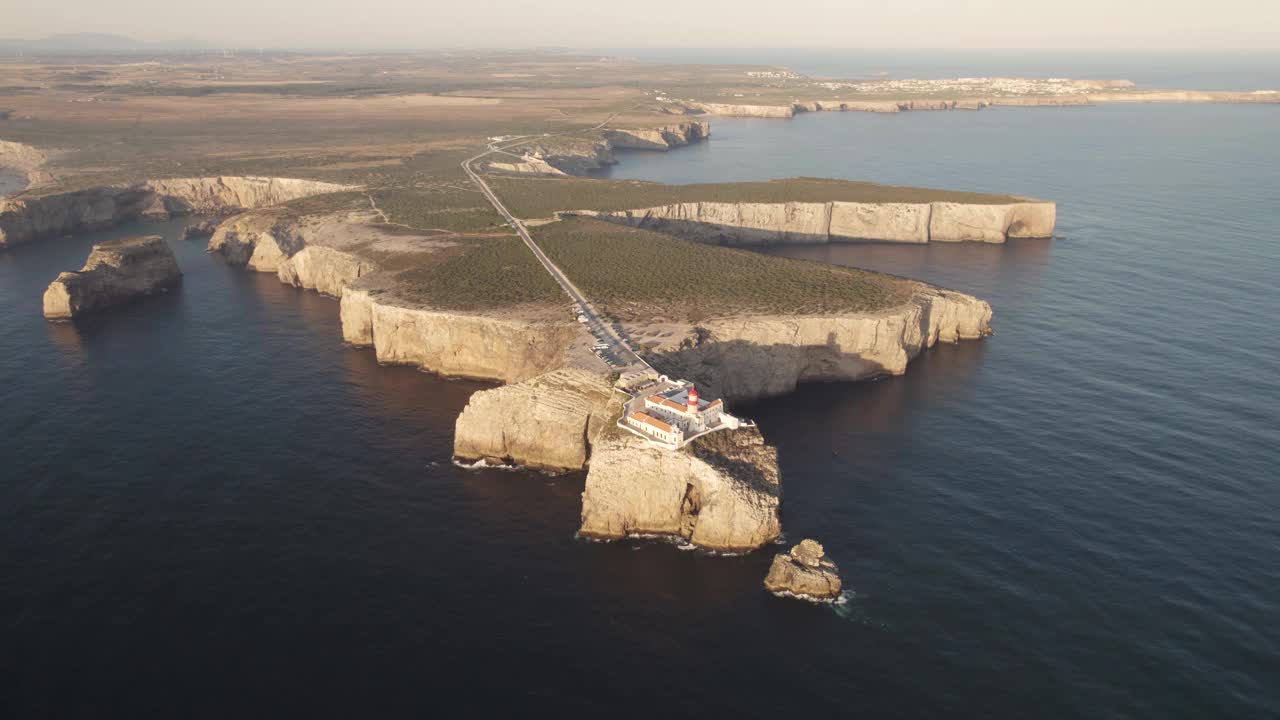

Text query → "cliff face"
[453,368,617,470]
[0,140,52,194]
[0,176,352,249]
[682,102,796,118]
[602,123,710,150]
[206,210,304,270]
[277,245,377,298]
[140,177,350,214]
[571,198,1055,244]
[488,122,710,176]
[638,288,992,402]
[579,428,782,552]
[340,282,579,383]
[42,235,181,319]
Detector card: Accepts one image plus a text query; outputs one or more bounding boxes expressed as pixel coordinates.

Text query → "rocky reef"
[0,176,352,249]
[579,427,781,552]
[569,198,1055,244]
[485,122,709,176]
[763,539,843,600]
[42,235,181,319]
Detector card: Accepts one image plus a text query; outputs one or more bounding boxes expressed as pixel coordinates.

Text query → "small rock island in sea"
[42,235,182,320]
[764,539,843,601]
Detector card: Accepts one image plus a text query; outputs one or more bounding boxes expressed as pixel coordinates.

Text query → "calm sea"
[3,70,1279,717]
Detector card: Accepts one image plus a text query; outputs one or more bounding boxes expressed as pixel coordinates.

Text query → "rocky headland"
[0,175,352,249]
[42,235,181,320]
[149,117,1016,555]
[197,193,994,552]
[566,198,1055,244]
[485,122,709,176]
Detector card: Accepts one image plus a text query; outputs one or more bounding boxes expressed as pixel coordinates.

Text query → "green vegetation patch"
[535,218,913,321]
[493,176,1029,219]
[393,236,563,310]
[280,190,369,216]
[372,186,502,232]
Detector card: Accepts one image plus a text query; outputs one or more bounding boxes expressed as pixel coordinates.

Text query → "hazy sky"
[4,0,1279,50]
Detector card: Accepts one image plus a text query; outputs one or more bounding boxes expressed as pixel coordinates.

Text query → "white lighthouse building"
[619,377,742,450]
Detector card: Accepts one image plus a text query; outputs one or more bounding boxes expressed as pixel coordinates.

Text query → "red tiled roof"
[630,411,674,434]
[647,395,689,413]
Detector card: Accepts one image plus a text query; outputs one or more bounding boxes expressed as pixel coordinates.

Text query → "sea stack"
[763,539,843,600]
[42,235,182,320]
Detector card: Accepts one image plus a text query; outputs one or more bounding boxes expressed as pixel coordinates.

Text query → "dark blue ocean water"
[3,104,1279,716]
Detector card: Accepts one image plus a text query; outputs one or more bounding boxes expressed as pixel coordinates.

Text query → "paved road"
[462,134,649,373]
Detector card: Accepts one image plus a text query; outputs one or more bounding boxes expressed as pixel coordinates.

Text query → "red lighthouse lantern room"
[686,386,699,412]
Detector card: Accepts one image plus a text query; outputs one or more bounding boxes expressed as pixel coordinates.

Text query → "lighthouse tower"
[686,385,704,431]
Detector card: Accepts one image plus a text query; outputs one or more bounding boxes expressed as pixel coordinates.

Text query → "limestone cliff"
[569,198,1055,245]
[679,102,796,118]
[487,122,709,176]
[0,176,352,249]
[633,287,992,402]
[206,210,305,270]
[277,245,377,298]
[579,428,782,552]
[0,140,53,194]
[449,283,991,473]
[453,368,617,470]
[340,280,580,383]
[42,235,181,319]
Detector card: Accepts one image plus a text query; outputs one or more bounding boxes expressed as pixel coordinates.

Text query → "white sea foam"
[451,458,518,471]
[769,588,852,606]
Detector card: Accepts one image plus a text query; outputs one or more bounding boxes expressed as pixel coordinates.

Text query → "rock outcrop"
[181,219,219,240]
[0,176,352,249]
[453,368,617,470]
[277,245,377,298]
[669,88,1280,119]
[487,122,709,176]
[763,539,843,600]
[639,287,992,401]
[569,198,1055,245]
[579,427,782,552]
[340,280,579,383]
[42,235,181,319]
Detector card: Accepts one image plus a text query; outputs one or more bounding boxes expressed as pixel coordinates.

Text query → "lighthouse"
[685,385,705,431]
